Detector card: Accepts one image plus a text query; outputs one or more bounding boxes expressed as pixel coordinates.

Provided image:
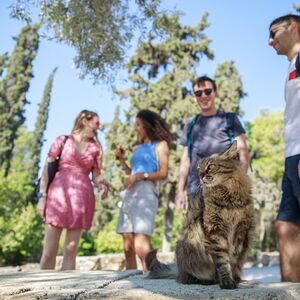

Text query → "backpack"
[187,112,235,158]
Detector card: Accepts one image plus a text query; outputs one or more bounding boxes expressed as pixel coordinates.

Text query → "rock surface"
[1,252,295,300]
[1,269,300,300]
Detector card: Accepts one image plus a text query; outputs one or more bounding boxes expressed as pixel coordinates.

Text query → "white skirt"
[117,180,158,236]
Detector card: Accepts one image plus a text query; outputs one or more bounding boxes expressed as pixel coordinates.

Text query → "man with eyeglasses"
[269,14,300,282]
[176,75,249,210]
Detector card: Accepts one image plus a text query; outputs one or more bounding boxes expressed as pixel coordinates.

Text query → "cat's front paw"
[219,276,237,289]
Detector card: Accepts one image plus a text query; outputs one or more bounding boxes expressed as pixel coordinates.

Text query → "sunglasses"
[194,88,213,97]
[269,24,289,39]
[269,30,276,39]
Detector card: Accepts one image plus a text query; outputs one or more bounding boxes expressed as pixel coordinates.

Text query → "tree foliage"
[9,0,162,82]
[101,12,246,251]
[248,110,284,183]
[29,67,57,184]
[214,61,246,115]
[250,173,280,252]
[0,128,44,266]
[0,24,39,176]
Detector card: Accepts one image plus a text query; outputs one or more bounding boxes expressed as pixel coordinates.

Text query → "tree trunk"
[162,183,176,253]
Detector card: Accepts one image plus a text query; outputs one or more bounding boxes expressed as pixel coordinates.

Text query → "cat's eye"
[205,164,215,172]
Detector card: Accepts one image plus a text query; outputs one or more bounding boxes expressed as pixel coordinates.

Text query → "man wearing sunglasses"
[176,75,249,210]
[269,14,300,282]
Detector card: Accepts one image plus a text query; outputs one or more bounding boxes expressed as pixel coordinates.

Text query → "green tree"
[103,12,248,252]
[10,0,161,82]
[29,67,57,184]
[248,110,284,183]
[250,173,281,252]
[214,61,246,115]
[0,24,39,176]
[0,128,44,266]
[102,12,216,252]
[246,110,284,252]
[0,53,8,76]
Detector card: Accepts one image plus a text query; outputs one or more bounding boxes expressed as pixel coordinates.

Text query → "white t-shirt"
[284,54,300,157]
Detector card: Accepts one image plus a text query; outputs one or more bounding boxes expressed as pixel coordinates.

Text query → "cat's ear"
[221,141,238,160]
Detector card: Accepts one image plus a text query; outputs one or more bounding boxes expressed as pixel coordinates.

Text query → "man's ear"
[290,21,298,35]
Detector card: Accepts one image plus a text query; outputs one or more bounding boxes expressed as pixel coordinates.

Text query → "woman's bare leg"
[122,233,137,269]
[134,233,152,272]
[61,228,82,270]
[40,225,63,269]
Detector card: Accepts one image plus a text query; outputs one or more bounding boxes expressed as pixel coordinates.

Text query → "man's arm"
[176,146,190,210]
[235,133,250,171]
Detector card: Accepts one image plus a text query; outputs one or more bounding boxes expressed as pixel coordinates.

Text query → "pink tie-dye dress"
[44,135,102,229]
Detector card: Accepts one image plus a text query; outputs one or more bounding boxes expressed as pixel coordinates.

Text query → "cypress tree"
[0,24,39,176]
[29,67,57,184]
[214,61,246,115]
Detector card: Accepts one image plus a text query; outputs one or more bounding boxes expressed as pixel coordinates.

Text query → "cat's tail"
[146,249,177,279]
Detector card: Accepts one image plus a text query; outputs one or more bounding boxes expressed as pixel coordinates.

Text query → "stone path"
[1,269,300,299]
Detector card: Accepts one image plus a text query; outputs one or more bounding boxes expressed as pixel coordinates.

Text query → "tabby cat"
[146,142,255,289]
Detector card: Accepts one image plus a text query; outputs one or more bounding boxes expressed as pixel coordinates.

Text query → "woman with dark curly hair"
[115,109,171,272]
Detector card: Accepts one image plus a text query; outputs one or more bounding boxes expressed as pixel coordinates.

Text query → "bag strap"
[187,114,200,158]
[57,135,68,160]
[225,112,235,145]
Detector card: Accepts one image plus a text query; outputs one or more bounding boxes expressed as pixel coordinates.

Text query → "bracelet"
[98,179,108,187]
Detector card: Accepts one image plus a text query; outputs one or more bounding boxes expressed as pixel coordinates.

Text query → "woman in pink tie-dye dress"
[37,110,109,270]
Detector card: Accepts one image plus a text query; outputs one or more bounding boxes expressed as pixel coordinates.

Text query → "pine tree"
[29,67,57,184]
[214,61,246,115]
[0,53,8,77]
[0,24,39,176]
[104,12,215,251]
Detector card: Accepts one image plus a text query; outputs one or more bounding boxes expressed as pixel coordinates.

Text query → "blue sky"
[0,0,297,166]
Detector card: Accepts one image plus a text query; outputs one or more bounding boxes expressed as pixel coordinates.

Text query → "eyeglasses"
[269,24,289,39]
[269,30,276,39]
[194,88,213,97]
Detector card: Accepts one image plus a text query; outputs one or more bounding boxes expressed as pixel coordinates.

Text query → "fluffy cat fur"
[146,142,255,289]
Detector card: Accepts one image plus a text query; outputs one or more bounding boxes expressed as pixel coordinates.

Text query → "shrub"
[0,204,43,266]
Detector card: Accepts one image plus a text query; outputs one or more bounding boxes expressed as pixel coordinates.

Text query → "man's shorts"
[277,154,300,224]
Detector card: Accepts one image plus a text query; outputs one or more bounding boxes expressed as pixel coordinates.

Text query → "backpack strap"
[187,114,200,158]
[225,112,235,145]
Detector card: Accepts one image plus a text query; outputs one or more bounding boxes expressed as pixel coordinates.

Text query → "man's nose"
[268,37,274,46]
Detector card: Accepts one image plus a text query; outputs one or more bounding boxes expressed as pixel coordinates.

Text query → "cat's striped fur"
[146,142,255,289]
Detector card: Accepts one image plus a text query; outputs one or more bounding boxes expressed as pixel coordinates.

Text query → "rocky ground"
[1,252,299,299]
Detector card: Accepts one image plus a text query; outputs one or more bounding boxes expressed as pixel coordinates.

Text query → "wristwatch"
[143,173,149,180]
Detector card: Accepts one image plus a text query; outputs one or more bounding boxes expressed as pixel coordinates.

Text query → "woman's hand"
[37,197,46,217]
[124,173,142,188]
[98,179,109,199]
[115,147,125,161]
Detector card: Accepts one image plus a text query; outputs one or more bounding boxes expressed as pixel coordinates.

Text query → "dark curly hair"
[136,110,172,148]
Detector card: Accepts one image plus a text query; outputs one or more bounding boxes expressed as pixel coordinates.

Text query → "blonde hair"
[72,110,100,144]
